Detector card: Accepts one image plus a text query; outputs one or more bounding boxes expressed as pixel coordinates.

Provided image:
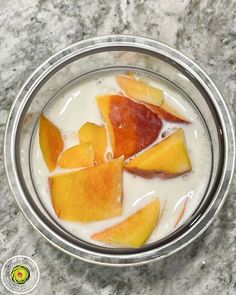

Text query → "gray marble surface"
[0,0,236,294]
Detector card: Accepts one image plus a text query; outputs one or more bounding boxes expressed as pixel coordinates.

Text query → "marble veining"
[0,0,235,294]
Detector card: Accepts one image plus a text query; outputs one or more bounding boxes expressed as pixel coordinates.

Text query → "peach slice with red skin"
[49,157,123,222]
[125,128,192,178]
[92,199,160,248]
[58,143,94,169]
[116,75,164,106]
[144,101,190,124]
[97,95,162,159]
[78,122,107,165]
[39,114,64,171]
[117,74,190,124]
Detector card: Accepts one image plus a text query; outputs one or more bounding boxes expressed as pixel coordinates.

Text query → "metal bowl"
[4,35,235,266]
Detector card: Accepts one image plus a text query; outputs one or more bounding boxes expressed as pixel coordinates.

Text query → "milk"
[31,70,212,246]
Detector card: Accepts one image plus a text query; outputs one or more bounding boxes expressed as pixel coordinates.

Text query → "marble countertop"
[0,0,235,294]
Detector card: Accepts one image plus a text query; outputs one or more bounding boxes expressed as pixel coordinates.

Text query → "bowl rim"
[4,35,235,266]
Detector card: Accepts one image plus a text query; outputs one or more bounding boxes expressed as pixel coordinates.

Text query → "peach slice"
[50,157,123,222]
[97,95,162,159]
[117,74,190,124]
[79,122,107,165]
[116,75,164,106]
[125,128,192,178]
[92,199,160,248]
[145,101,190,124]
[58,143,94,169]
[39,114,64,171]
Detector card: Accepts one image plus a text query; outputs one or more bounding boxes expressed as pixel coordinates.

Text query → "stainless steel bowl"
[4,35,235,266]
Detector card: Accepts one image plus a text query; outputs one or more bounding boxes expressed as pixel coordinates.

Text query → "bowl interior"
[14,46,224,257]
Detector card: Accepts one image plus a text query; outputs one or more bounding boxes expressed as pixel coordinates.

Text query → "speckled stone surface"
[0,0,236,294]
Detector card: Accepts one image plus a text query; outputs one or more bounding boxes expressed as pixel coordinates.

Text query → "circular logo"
[1,256,40,294]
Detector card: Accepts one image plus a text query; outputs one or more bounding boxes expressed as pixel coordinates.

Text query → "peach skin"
[117,74,190,124]
[97,95,162,159]
[144,101,190,124]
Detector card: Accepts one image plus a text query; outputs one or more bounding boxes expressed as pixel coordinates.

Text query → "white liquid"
[31,70,212,246]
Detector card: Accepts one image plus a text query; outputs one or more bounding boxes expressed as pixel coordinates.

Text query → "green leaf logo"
[11,265,30,285]
[1,256,40,294]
